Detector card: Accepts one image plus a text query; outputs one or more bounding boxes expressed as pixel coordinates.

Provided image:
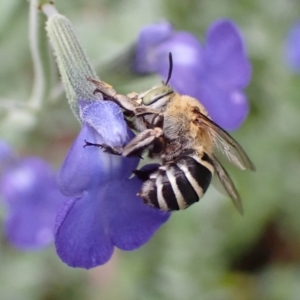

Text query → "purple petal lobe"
[157,32,203,69]
[58,123,138,197]
[155,32,204,93]
[105,177,170,250]
[80,101,128,147]
[55,175,170,268]
[0,158,64,250]
[0,140,15,168]
[133,19,251,130]
[1,158,54,207]
[199,80,249,130]
[204,19,252,88]
[285,20,300,72]
[55,193,114,268]
[5,206,55,250]
[134,21,174,73]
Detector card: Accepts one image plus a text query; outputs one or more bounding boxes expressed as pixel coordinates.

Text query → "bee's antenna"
[165,52,173,85]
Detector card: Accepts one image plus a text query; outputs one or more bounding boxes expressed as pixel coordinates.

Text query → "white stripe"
[156,175,168,210]
[159,166,167,171]
[191,154,214,175]
[166,167,186,209]
[177,163,204,198]
[149,170,159,179]
[140,180,154,195]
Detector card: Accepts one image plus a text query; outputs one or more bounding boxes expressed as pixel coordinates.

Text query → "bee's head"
[141,85,174,107]
[140,52,174,108]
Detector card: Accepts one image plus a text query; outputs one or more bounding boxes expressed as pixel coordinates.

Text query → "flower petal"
[1,158,54,207]
[58,123,139,197]
[0,140,15,168]
[134,21,174,73]
[55,176,170,268]
[135,23,204,96]
[54,193,114,268]
[80,100,128,148]
[105,177,170,250]
[198,80,249,130]
[155,32,204,95]
[204,19,251,88]
[285,20,300,72]
[4,205,56,250]
[0,158,65,250]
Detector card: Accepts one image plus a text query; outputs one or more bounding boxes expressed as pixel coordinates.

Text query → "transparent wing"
[211,155,243,215]
[194,111,255,171]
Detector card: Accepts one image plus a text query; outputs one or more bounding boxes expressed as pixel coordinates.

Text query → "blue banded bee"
[86,54,255,214]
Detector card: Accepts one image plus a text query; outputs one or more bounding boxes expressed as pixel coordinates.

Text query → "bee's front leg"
[84,127,163,158]
[122,127,163,157]
[83,140,122,156]
[134,107,161,117]
[87,77,117,98]
[87,77,136,113]
[134,107,164,128]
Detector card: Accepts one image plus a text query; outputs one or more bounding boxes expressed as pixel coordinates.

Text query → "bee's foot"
[83,140,122,155]
[83,140,103,148]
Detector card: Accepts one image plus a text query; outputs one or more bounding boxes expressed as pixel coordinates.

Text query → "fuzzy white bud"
[45,12,101,121]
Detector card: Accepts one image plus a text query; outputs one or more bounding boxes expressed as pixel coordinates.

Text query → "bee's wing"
[211,155,243,215]
[194,112,255,171]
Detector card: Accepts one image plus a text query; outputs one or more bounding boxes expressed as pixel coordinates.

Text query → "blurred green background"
[1,0,300,299]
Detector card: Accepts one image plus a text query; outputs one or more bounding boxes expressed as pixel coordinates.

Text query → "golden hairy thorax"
[163,94,214,155]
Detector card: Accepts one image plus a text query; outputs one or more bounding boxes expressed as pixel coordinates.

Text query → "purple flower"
[0,144,65,250]
[56,100,170,268]
[285,20,300,73]
[134,19,252,131]
[0,140,15,167]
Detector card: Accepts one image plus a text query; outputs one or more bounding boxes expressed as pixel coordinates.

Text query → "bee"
[86,53,255,214]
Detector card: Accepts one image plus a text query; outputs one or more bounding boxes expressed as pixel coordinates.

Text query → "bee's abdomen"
[140,152,213,211]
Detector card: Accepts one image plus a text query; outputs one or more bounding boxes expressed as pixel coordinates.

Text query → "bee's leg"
[134,107,161,117]
[84,127,163,157]
[134,107,164,129]
[122,127,164,157]
[110,94,136,112]
[87,77,117,98]
[83,140,122,155]
[149,136,165,158]
[87,77,136,113]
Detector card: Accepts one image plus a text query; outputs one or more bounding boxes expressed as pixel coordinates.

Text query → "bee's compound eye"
[142,86,173,105]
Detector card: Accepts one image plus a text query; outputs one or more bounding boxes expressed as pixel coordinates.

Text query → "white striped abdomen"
[139,152,214,211]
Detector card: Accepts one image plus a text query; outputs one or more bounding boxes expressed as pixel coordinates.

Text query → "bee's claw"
[83,139,103,148]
